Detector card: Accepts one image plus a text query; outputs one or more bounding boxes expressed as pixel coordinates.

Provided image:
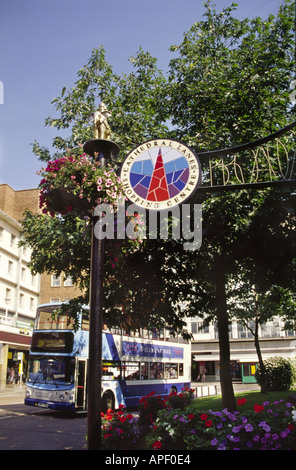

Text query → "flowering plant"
[165,387,195,410]
[101,405,140,450]
[147,399,296,450]
[138,391,166,426]
[138,388,195,426]
[38,150,125,216]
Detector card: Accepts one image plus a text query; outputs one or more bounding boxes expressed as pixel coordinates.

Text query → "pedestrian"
[201,368,207,382]
[9,367,15,384]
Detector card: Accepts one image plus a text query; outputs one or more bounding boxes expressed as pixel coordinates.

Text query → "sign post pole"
[83,107,119,450]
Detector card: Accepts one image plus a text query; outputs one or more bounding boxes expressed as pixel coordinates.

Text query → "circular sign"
[120,139,201,210]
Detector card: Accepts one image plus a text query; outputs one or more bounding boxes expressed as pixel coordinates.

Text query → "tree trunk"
[214,256,237,411]
[254,318,268,394]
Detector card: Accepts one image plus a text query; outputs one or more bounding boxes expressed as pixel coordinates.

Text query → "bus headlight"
[25,389,31,398]
[59,391,71,402]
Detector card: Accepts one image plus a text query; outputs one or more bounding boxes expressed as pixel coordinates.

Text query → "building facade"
[189,317,296,383]
[0,184,85,389]
[38,271,82,305]
[0,184,41,389]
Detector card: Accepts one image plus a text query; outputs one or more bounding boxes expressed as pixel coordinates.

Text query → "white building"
[189,317,296,383]
[0,185,40,389]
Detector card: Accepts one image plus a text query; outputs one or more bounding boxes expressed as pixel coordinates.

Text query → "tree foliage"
[21,0,295,408]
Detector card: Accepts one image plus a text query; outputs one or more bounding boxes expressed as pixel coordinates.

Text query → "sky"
[0,0,284,190]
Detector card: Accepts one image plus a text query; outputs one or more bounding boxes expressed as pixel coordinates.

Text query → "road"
[0,389,87,450]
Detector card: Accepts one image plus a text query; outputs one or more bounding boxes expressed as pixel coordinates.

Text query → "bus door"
[75,358,87,411]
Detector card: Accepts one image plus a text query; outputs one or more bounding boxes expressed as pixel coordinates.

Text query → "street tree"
[21,0,295,410]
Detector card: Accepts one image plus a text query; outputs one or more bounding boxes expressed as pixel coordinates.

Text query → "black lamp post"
[83,137,120,450]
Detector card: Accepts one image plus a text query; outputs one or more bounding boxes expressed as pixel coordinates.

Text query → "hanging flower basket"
[38,151,125,216]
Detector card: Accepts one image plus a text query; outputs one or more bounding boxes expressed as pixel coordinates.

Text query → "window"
[64,276,74,287]
[51,275,61,287]
[8,260,13,275]
[179,364,184,376]
[122,361,140,380]
[102,361,121,380]
[140,362,148,380]
[5,288,12,302]
[10,234,16,247]
[243,363,257,377]
[149,362,164,379]
[19,293,24,307]
[164,363,178,379]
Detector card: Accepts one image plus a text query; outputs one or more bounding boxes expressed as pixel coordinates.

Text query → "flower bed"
[146,398,296,450]
[99,392,296,450]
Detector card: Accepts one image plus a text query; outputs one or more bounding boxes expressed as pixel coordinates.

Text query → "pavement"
[191,380,260,395]
[0,385,26,405]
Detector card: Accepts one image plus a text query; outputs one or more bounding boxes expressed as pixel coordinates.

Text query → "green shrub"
[255,356,296,391]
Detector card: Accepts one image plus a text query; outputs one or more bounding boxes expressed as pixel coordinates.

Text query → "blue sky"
[0,0,283,190]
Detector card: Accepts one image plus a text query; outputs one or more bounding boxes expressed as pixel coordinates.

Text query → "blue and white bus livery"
[25,303,191,413]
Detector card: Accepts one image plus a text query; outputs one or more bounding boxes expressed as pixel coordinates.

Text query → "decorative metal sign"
[120,139,201,210]
[197,121,296,191]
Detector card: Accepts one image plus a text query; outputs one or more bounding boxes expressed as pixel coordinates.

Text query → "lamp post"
[83,104,119,450]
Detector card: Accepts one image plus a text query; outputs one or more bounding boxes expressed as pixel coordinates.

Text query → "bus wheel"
[102,391,114,412]
[169,386,177,394]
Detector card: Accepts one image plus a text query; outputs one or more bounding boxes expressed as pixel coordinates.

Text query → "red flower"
[288,424,294,431]
[118,416,126,423]
[152,440,162,449]
[254,404,264,413]
[237,398,247,405]
[205,420,213,427]
[188,414,194,420]
[200,413,208,421]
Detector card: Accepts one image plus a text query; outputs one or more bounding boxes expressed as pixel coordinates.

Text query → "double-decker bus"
[24,303,191,412]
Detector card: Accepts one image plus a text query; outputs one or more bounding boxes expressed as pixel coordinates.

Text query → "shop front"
[0,330,32,389]
[241,361,258,383]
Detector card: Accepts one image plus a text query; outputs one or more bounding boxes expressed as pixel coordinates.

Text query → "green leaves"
[23,0,295,336]
[168,0,295,149]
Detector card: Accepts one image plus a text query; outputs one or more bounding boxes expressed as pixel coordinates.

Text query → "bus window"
[27,356,75,385]
[81,317,89,331]
[102,361,121,380]
[122,361,140,380]
[140,362,148,380]
[165,363,178,379]
[179,364,184,376]
[35,308,75,330]
[150,362,164,379]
